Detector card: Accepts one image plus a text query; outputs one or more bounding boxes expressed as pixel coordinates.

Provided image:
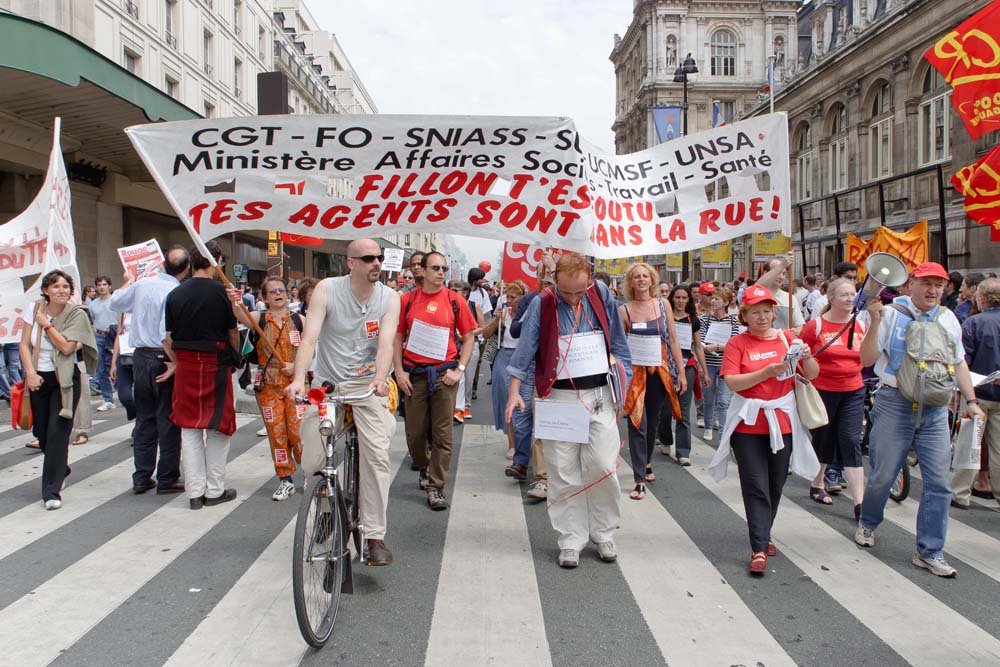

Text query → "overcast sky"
[310,1,635,266]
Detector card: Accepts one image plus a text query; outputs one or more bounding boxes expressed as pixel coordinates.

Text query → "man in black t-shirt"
[164,241,239,510]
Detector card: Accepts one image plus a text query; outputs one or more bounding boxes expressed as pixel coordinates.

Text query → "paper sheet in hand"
[971,370,1000,387]
[674,322,693,350]
[703,321,733,346]
[556,332,609,379]
[534,399,590,444]
[777,343,802,381]
[627,334,662,366]
[406,318,450,361]
[382,248,404,273]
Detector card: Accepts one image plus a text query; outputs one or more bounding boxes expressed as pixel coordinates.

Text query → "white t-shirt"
[809,293,828,321]
[499,309,518,349]
[468,287,493,321]
[23,308,56,372]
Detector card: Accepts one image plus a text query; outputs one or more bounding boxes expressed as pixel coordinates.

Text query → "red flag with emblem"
[280,233,324,246]
[924,1,1000,140]
[952,142,1000,241]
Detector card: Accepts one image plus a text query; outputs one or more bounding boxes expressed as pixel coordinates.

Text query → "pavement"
[0,376,999,666]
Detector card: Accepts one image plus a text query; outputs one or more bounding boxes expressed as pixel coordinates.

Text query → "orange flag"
[924,0,1000,140]
[952,143,1000,241]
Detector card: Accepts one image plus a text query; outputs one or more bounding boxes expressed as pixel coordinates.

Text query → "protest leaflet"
[118,239,165,281]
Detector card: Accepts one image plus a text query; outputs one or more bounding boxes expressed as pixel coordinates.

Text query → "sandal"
[72,433,89,446]
[644,466,655,483]
[25,440,40,449]
[629,484,646,500]
[749,551,767,574]
[809,487,833,505]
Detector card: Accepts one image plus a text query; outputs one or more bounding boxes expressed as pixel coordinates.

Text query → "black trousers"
[132,349,181,486]
[627,372,668,483]
[115,356,136,421]
[731,432,792,553]
[30,370,80,502]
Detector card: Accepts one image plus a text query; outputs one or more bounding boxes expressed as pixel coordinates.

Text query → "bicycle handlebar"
[293,387,377,405]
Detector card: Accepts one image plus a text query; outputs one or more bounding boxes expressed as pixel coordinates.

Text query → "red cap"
[910,261,948,281]
[742,285,778,305]
[699,282,716,294]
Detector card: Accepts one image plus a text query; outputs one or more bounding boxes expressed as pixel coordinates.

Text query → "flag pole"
[768,55,776,115]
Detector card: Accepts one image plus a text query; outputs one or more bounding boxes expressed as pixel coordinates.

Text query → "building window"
[204,101,215,118]
[795,124,813,201]
[164,75,179,99]
[234,0,243,35]
[710,30,736,77]
[164,0,177,46]
[258,25,266,59]
[919,69,951,165]
[123,48,140,74]
[868,83,892,179]
[203,30,214,76]
[234,58,243,98]
[829,105,848,192]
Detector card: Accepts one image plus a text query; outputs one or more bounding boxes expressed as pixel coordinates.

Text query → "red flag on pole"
[280,233,324,246]
[952,142,1000,241]
[924,1,1000,140]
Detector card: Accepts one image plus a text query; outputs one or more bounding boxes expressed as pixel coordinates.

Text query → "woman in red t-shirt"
[719,285,819,575]
[799,278,872,519]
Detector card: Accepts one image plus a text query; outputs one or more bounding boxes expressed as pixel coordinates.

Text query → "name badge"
[289,329,301,346]
[632,321,647,330]
[556,331,609,380]
[365,320,380,339]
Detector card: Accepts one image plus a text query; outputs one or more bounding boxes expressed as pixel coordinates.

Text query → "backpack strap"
[291,312,303,333]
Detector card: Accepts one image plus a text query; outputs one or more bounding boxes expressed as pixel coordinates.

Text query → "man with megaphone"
[855,261,985,578]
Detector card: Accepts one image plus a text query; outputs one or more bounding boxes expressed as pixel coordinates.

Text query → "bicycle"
[860,378,910,503]
[291,384,373,648]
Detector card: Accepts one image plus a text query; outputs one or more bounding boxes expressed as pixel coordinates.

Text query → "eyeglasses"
[351,254,384,264]
[267,288,287,295]
[428,265,448,272]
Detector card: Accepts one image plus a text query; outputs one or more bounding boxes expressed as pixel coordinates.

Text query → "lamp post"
[673,53,698,280]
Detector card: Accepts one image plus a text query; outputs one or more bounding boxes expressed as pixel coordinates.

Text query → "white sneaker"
[256,426,268,437]
[44,499,62,510]
[677,457,691,466]
[558,548,579,568]
[703,428,714,440]
[657,441,671,455]
[96,402,114,412]
[526,481,548,500]
[272,479,296,501]
[912,553,957,578]
[696,418,705,428]
[594,540,617,562]
[854,522,875,547]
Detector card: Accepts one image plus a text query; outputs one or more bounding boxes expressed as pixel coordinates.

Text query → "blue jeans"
[702,365,732,432]
[860,386,952,558]
[511,377,535,468]
[91,329,115,403]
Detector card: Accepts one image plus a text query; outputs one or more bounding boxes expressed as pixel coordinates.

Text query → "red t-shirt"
[720,330,796,435]
[398,288,478,366]
[799,316,866,392]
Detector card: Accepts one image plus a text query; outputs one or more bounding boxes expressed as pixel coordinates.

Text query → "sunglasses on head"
[351,254,384,264]
[427,265,448,272]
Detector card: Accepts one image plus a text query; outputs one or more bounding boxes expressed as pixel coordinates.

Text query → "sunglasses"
[267,287,287,295]
[427,265,448,272]
[351,254,385,264]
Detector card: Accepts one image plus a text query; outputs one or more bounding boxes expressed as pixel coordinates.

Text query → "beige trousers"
[950,398,1000,507]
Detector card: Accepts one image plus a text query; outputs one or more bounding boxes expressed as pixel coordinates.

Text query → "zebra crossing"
[0,396,999,667]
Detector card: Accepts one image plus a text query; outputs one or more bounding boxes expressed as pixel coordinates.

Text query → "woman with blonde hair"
[619,263,684,499]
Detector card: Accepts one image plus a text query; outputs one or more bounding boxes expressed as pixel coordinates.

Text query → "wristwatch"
[966,398,980,406]
[458,364,466,372]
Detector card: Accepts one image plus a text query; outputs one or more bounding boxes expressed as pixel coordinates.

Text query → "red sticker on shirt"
[365,320,380,339]
[289,330,301,346]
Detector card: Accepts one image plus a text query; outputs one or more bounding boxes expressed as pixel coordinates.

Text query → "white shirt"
[23,309,56,372]
[804,290,823,320]
[469,287,493,321]
[809,293,828,320]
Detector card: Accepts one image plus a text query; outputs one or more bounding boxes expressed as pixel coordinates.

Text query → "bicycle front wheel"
[890,466,910,503]
[293,477,345,648]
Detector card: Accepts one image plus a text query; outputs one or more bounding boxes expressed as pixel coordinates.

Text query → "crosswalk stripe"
[0,419,109,455]
[425,425,552,667]
[685,439,1000,666]
[0,440,275,667]
[908,460,998,509]
[0,423,135,495]
[614,460,796,667]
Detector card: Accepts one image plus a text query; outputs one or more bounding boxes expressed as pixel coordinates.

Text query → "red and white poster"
[501,243,549,286]
[117,238,165,281]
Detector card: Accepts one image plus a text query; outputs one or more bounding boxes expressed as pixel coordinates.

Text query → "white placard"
[405,318,450,361]
[534,398,591,444]
[382,247,404,273]
[556,331,609,379]
[703,321,733,346]
[674,322,693,350]
[627,334,662,367]
[971,370,1000,387]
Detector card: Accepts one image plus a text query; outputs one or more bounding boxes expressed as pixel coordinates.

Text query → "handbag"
[780,332,828,429]
[12,303,44,430]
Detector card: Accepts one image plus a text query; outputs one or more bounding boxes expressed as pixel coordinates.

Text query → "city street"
[1,381,998,667]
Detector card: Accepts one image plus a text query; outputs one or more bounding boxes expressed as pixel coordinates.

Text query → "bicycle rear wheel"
[890,465,910,503]
[343,430,364,558]
[293,477,344,648]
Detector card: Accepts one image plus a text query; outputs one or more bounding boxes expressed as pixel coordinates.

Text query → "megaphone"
[854,252,908,312]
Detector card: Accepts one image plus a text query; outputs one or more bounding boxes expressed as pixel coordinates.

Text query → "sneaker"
[527,480,548,500]
[453,409,464,424]
[696,418,705,428]
[677,457,691,467]
[658,442,671,456]
[703,428,714,440]
[44,499,62,510]
[558,548,579,568]
[594,540,617,562]
[96,401,114,412]
[256,426,268,437]
[824,468,843,493]
[912,553,957,578]
[418,468,430,491]
[464,407,472,420]
[427,488,448,511]
[89,385,101,396]
[272,479,296,501]
[854,522,875,547]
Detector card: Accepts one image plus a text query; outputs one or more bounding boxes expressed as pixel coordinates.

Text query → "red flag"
[280,233,324,246]
[952,142,1000,242]
[924,1,1000,140]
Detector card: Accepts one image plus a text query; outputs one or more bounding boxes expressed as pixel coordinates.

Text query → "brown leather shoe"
[505,463,527,481]
[366,539,394,566]
[156,479,185,494]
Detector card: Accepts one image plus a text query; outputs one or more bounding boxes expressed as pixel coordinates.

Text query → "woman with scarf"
[620,263,685,499]
[658,285,709,466]
[20,270,97,510]
[708,285,820,575]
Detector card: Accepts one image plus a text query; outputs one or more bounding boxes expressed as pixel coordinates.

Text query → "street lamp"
[673,53,698,279]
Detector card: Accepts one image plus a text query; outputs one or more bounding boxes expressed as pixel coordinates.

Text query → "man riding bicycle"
[286,238,401,566]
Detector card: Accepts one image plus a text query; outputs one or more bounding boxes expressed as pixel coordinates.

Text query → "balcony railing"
[122,0,138,19]
[204,63,214,77]
[165,31,177,48]
[234,86,242,98]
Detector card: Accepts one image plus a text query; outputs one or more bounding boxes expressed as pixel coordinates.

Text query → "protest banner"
[701,240,731,269]
[845,220,929,281]
[924,1,1000,140]
[125,113,791,260]
[953,142,1000,241]
[752,232,790,262]
[118,238,164,281]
